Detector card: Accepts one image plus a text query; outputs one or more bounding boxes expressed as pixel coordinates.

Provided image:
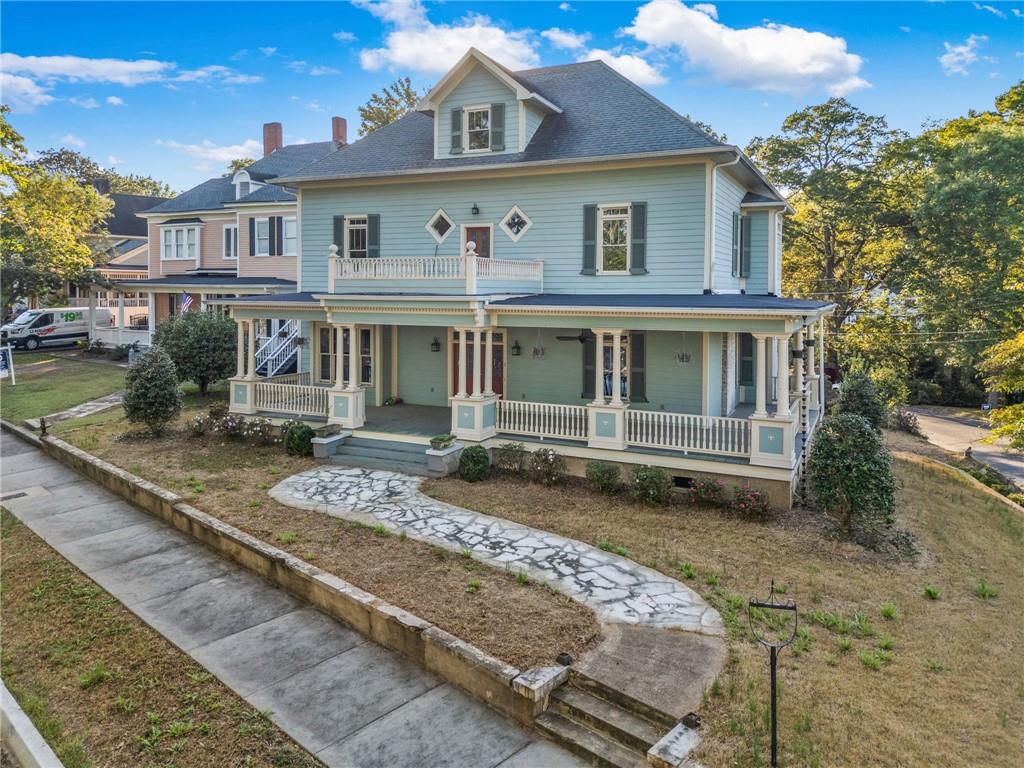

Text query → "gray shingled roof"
[245,141,338,181]
[237,184,297,204]
[143,177,235,214]
[489,294,832,312]
[742,192,784,205]
[277,60,729,183]
[126,276,296,287]
[106,193,169,235]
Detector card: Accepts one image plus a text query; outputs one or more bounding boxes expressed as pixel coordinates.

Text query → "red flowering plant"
[729,484,773,520]
[689,478,726,507]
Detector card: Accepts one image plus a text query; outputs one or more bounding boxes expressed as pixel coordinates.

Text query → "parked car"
[0,307,112,350]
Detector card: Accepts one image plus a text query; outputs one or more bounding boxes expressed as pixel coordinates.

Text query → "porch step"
[328,437,435,477]
[549,686,664,753]
[329,455,432,476]
[535,712,649,768]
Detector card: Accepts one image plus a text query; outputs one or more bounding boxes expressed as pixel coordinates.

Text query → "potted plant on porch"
[430,433,456,451]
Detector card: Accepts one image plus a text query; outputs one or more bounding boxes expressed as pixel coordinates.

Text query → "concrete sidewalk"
[0,431,582,768]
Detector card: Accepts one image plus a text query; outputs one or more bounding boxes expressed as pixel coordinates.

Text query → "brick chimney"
[262,122,283,157]
[332,116,348,145]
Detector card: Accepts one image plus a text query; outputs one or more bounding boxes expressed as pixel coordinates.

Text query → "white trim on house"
[499,205,532,242]
[462,104,492,154]
[159,224,202,262]
[253,217,270,257]
[222,223,238,260]
[460,222,493,258]
[426,208,455,244]
[343,215,369,258]
[296,188,303,291]
[597,203,631,275]
[283,216,298,256]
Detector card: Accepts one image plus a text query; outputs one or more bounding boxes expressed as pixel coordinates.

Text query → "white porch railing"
[333,256,543,284]
[474,258,544,282]
[254,381,328,417]
[266,371,311,386]
[91,327,152,347]
[255,320,298,377]
[68,297,148,307]
[626,410,751,457]
[496,400,589,440]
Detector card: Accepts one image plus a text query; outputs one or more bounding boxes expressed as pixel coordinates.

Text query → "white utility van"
[1,307,112,350]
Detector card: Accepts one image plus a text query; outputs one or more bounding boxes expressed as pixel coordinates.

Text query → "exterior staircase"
[329,437,436,476]
[537,671,695,768]
[255,320,299,377]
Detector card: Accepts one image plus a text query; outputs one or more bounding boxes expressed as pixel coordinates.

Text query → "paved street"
[909,408,1024,488]
[0,431,583,768]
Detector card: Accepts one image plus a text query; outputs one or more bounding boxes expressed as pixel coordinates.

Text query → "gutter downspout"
[704,152,742,295]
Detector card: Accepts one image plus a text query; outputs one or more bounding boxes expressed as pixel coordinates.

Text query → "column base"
[229,376,256,415]
[587,402,628,450]
[451,395,498,441]
[749,411,798,469]
[328,387,366,429]
[806,374,821,411]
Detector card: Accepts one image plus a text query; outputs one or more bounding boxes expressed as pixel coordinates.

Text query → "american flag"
[181,292,194,312]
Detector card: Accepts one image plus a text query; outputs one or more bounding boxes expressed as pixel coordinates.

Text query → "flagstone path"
[270,467,724,636]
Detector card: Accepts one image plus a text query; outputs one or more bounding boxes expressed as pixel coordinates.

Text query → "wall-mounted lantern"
[471,203,480,215]
[294,336,307,347]
[430,337,441,353]
[674,351,691,364]
[510,340,522,356]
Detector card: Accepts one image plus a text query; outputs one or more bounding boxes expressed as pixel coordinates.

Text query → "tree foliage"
[226,157,256,175]
[153,311,237,394]
[833,370,887,430]
[123,347,182,436]
[981,331,1024,451]
[357,77,422,137]
[29,147,175,197]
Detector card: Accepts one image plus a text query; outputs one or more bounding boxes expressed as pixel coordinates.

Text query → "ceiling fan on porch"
[554,331,590,344]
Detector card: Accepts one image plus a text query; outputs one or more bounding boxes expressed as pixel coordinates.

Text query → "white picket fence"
[626,410,750,456]
[253,382,329,417]
[496,400,589,440]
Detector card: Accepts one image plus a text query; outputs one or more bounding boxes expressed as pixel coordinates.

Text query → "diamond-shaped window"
[426,208,454,244]
[500,205,532,242]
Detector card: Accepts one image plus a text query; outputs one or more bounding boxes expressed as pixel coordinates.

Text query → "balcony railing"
[331,255,543,292]
[68,297,148,308]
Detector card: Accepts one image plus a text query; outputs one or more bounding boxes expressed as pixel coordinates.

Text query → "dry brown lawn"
[55,406,600,671]
[423,441,1024,768]
[0,508,322,768]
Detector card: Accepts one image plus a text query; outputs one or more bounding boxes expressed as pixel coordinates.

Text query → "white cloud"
[106,95,125,105]
[1,53,172,85]
[356,0,540,73]
[107,155,123,165]
[558,2,574,11]
[624,0,870,96]
[62,133,86,148]
[290,96,325,112]
[693,3,717,18]
[0,72,54,112]
[286,60,309,72]
[582,49,667,86]
[1012,8,1023,17]
[259,46,278,56]
[69,96,99,109]
[900,26,912,33]
[333,30,357,42]
[541,28,591,50]
[156,138,263,163]
[973,2,1006,18]
[172,65,263,85]
[939,34,987,75]
[309,65,341,76]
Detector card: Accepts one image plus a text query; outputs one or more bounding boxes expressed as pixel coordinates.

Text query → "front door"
[451,331,504,397]
[465,226,491,258]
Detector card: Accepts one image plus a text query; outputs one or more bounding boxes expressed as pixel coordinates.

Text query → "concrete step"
[550,686,663,753]
[570,670,678,731]
[328,454,434,477]
[535,712,649,768]
[333,443,428,464]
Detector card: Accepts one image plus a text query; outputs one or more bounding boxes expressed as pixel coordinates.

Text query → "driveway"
[0,431,583,768]
[909,407,1024,488]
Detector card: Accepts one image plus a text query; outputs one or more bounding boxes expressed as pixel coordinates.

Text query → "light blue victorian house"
[225,49,833,507]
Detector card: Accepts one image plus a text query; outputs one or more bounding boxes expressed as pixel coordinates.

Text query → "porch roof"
[124,276,296,288]
[488,293,833,315]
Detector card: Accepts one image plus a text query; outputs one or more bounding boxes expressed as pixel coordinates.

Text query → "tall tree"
[746,99,906,365]
[226,157,256,175]
[29,147,175,197]
[357,77,422,137]
[980,331,1024,451]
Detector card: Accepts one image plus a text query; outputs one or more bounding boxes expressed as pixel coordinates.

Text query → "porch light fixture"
[294,336,307,347]
[510,340,522,356]
[790,348,803,360]
[471,203,480,215]
[674,351,691,364]
[430,336,441,353]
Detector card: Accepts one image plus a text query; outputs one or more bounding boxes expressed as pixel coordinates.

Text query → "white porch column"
[818,317,827,408]
[236,320,245,377]
[753,334,768,417]
[610,331,623,405]
[775,334,791,416]
[335,324,346,387]
[806,323,816,378]
[770,336,779,403]
[147,293,156,334]
[247,319,257,380]
[116,292,125,345]
[347,324,359,391]
[471,328,483,398]
[593,330,605,404]
[794,327,805,400]
[456,328,468,398]
[483,329,494,397]
[200,293,207,312]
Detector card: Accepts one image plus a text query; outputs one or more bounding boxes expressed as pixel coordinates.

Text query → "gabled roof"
[244,141,339,182]
[106,193,168,236]
[143,176,236,215]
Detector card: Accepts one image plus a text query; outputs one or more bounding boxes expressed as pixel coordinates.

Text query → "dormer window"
[238,181,250,197]
[233,169,259,200]
[465,106,490,152]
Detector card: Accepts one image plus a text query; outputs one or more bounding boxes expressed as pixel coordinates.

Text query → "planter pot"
[430,438,455,451]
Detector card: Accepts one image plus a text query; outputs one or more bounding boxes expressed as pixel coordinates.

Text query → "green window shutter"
[630,332,646,403]
[630,202,648,275]
[490,103,505,151]
[740,214,752,278]
[731,211,740,276]
[581,204,597,275]
[367,214,381,258]
[267,217,277,256]
[450,108,463,154]
[248,218,256,256]
[333,215,345,250]
[739,333,754,386]
[581,331,595,399]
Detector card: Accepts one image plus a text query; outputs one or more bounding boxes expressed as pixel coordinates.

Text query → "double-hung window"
[465,106,490,152]
[345,217,368,258]
[161,225,199,261]
[254,218,270,256]
[598,205,630,273]
[223,224,238,260]
[283,217,297,256]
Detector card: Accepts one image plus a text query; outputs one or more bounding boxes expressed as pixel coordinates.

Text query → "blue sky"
[3,1,1022,192]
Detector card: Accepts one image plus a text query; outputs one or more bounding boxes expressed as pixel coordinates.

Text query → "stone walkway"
[270,467,723,636]
[1,432,584,768]
[24,391,123,431]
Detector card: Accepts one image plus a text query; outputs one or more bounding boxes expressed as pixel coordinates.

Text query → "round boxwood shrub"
[459,445,491,482]
[585,461,621,494]
[284,421,315,457]
[630,465,673,505]
[122,347,182,436]
[528,448,567,486]
[153,310,237,395]
[833,371,886,430]
[808,412,896,537]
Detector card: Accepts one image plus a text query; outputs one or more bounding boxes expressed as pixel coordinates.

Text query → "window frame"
[314,324,374,386]
[160,225,200,261]
[222,224,238,260]
[463,104,491,153]
[283,216,298,257]
[597,203,631,275]
[425,208,455,244]
[499,205,532,242]
[344,215,369,259]
[253,217,271,257]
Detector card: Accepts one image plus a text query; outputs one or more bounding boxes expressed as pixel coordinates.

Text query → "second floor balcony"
[327,248,544,296]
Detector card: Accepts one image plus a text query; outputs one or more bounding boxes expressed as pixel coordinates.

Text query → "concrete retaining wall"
[1,680,65,768]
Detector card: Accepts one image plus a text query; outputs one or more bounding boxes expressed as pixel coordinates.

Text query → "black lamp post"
[749,581,798,768]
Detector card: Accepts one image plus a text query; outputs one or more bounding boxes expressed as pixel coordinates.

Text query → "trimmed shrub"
[212,413,245,439]
[689,478,726,507]
[153,311,237,394]
[187,414,211,437]
[111,341,139,362]
[808,413,896,537]
[528,448,567,486]
[240,417,278,446]
[493,441,527,473]
[284,421,315,456]
[122,347,181,436]
[630,465,673,505]
[729,484,773,520]
[586,461,621,494]
[869,366,910,411]
[885,406,922,435]
[459,445,491,482]
[208,401,229,420]
[833,371,886,430]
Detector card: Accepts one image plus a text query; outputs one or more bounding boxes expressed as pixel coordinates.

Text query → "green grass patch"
[0,353,125,423]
